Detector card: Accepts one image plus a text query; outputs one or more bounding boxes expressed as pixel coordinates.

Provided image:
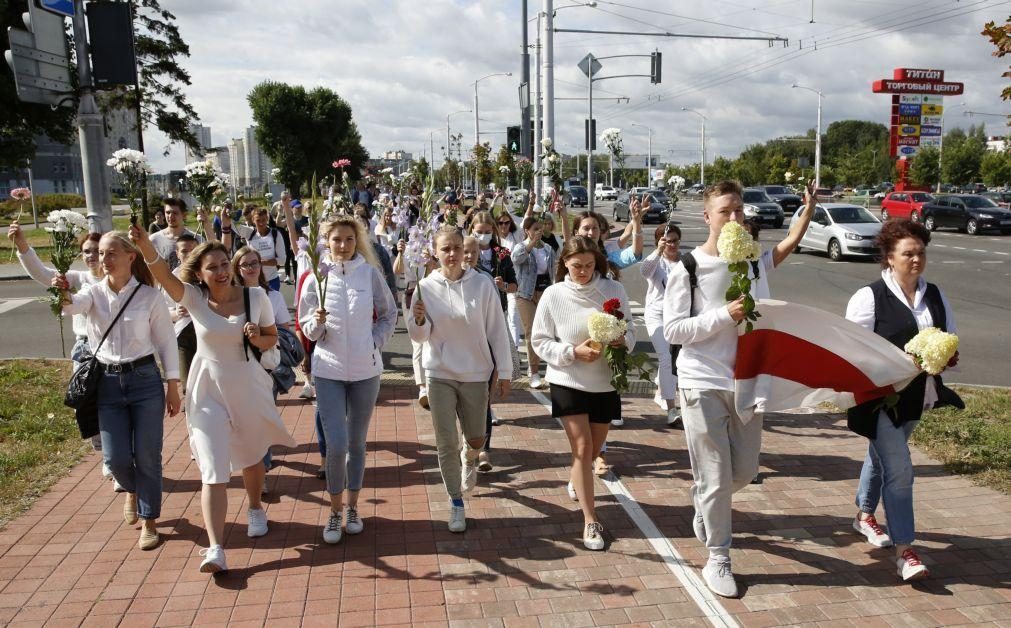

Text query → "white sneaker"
[667,408,683,428]
[198,545,227,574]
[298,382,315,400]
[610,417,624,427]
[583,522,605,551]
[690,484,706,543]
[653,389,666,410]
[345,507,363,535]
[529,373,544,389]
[490,411,501,426]
[566,482,578,501]
[897,548,929,582]
[247,507,268,538]
[853,515,893,548]
[448,504,466,533]
[113,479,125,493]
[702,558,738,598]
[460,448,478,493]
[323,512,343,544]
[102,462,112,479]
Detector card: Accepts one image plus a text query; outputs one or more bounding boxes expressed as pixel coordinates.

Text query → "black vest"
[846,279,952,439]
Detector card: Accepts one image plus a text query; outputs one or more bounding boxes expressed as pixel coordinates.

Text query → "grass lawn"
[0,360,92,529]
[913,385,1011,494]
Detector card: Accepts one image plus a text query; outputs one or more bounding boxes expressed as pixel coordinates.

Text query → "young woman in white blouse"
[55,232,181,551]
[297,215,398,544]
[531,236,635,551]
[511,215,556,389]
[130,225,295,574]
[640,222,683,426]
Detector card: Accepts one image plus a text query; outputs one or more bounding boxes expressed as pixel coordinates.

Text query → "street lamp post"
[792,83,823,189]
[447,109,471,170]
[473,72,512,190]
[631,123,652,186]
[681,107,706,187]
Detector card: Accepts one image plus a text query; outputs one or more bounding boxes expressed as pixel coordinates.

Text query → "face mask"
[474,233,493,245]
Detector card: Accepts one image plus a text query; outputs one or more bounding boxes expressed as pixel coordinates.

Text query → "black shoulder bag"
[64,285,142,439]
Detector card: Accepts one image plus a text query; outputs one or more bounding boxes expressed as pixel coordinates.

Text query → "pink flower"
[10,187,31,201]
[333,158,352,169]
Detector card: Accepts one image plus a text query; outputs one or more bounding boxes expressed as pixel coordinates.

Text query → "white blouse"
[63,276,180,379]
[17,247,101,337]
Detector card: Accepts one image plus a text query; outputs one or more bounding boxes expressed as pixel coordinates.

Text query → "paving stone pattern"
[0,383,1009,627]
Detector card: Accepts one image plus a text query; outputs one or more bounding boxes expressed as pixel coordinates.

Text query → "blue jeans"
[315,376,381,495]
[856,413,918,546]
[315,407,326,458]
[97,360,165,520]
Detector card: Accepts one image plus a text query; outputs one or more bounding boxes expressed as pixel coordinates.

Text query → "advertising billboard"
[897,125,921,136]
[921,103,943,116]
[899,103,921,116]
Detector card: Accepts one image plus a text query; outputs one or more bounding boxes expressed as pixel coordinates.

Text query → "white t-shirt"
[662,247,775,391]
[533,246,550,275]
[150,228,201,269]
[237,225,286,282]
[267,289,291,327]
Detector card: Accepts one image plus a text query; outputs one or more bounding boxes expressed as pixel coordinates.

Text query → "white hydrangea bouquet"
[587,298,651,393]
[718,221,762,333]
[106,148,151,222]
[904,327,959,375]
[45,209,90,355]
[535,137,564,193]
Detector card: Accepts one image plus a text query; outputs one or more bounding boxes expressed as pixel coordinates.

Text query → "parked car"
[742,188,785,228]
[761,185,803,214]
[688,183,705,195]
[613,191,667,223]
[853,187,876,198]
[798,203,882,261]
[982,191,1011,208]
[921,194,1011,235]
[594,185,618,201]
[647,188,673,211]
[880,191,934,222]
[568,185,588,207]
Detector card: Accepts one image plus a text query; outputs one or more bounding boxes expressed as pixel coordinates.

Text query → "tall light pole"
[631,123,652,186]
[447,109,471,170]
[792,83,823,189]
[473,72,512,190]
[681,107,707,187]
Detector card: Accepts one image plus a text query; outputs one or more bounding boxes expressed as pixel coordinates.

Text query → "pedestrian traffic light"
[650,51,662,84]
[507,126,521,154]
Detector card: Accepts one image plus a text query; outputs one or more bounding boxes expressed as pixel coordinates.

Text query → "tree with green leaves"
[909,146,941,188]
[981,16,1011,112]
[941,127,986,185]
[471,142,494,190]
[247,81,368,195]
[980,149,1011,187]
[412,157,430,184]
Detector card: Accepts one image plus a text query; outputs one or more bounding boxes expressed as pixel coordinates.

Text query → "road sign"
[578,53,601,78]
[39,0,74,18]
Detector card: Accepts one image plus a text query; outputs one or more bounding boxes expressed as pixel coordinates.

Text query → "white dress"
[181,283,295,483]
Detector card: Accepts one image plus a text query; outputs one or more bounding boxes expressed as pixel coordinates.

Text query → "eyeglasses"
[497,221,512,226]
[238,262,261,270]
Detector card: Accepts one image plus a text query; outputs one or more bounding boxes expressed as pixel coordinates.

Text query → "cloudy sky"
[144,0,1010,173]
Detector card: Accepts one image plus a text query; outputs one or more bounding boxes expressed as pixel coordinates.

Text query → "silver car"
[798,203,882,261]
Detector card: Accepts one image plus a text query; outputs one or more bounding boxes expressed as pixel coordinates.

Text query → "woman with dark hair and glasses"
[641,222,683,427]
[494,206,524,349]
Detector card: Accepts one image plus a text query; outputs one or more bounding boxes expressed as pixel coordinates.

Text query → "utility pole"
[520,0,531,161]
[631,123,652,186]
[681,107,706,187]
[542,0,554,156]
[533,11,542,199]
[793,84,823,189]
[73,0,113,232]
[127,0,149,225]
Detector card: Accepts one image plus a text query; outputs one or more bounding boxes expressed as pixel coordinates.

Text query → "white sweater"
[532,274,635,393]
[407,268,513,383]
[662,247,775,391]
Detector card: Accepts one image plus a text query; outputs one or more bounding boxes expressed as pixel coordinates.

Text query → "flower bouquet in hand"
[45,210,90,356]
[535,137,564,193]
[904,327,959,375]
[718,221,762,333]
[106,149,151,223]
[587,298,652,393]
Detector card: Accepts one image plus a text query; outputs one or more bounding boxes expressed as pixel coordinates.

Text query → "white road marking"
[995,251,1009,256]
[934,244,948,248]
[942,260,965,264]
[528,390,741,628]
[981,260,1004,264]
[973,249,988,253]
[0,297,38,315]
[952,246,967,250]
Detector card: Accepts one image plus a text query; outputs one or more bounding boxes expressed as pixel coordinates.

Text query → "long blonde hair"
[322,214,380,269]
[100,231,153,286]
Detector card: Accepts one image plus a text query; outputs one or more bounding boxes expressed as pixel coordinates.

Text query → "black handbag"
[64,285,141,438]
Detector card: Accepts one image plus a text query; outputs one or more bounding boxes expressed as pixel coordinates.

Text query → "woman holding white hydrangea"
[845,218,959,583]
[531,236,634,551]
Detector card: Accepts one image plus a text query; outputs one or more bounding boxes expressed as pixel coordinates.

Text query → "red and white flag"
[734,299,920,419]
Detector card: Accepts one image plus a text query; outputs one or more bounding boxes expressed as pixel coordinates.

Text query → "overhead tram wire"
[590,0,1004,122]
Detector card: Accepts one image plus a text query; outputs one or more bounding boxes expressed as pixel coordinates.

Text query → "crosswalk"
[0,297,38,315]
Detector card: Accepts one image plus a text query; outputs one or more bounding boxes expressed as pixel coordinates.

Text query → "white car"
[798,203,882,261]
[594,185,618,201]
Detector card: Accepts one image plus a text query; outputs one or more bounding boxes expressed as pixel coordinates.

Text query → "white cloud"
[143,0,1010,173]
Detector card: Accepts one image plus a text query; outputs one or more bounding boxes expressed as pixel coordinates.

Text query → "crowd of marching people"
[6,174,956,595]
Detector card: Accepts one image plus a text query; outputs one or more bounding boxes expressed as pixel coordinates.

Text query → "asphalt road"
[2,199,1008,386]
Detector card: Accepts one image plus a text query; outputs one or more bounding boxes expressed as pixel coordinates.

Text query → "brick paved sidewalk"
[0,384,1009,627]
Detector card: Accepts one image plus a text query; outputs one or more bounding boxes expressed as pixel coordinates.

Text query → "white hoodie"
[407,268,513,383]
[298,254,397,382]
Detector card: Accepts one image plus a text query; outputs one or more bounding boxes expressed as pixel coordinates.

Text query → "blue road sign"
[38,0,74,18]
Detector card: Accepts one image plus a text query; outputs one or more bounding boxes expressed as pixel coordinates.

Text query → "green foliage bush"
[0,194,86,220]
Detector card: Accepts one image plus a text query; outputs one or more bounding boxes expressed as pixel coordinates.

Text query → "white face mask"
[474,233,493,245]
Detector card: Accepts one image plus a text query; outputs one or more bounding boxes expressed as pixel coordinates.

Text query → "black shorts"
[550,383,621,424]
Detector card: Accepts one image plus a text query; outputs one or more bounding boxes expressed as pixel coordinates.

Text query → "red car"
[880,191,934,222]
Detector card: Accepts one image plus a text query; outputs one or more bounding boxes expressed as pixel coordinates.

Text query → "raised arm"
[129,223,186,303]
[773,181,816,267]
[218,206,234,251]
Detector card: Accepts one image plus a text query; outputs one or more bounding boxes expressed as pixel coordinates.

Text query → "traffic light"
[650,51,662,84]
[507,126,521,154]
[5,0,73,105]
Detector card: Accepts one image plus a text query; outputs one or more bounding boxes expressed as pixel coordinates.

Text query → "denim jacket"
[511,239,556,299]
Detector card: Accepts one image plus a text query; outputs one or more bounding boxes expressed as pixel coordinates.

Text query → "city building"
[367,150,414,174]
[986,136,1007,152]
[185,124,213,164]
[227,138,246,190]
[243,126,275,193]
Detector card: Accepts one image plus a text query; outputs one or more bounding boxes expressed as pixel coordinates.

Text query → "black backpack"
[680,251,759,315]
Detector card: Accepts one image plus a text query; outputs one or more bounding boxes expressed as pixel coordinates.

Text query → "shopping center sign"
[873,68,964,159]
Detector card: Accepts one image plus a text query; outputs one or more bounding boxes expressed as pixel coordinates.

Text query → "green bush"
[0,194,86,220]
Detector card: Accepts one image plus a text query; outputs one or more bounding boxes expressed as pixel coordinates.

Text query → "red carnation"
[603,298,624,320]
